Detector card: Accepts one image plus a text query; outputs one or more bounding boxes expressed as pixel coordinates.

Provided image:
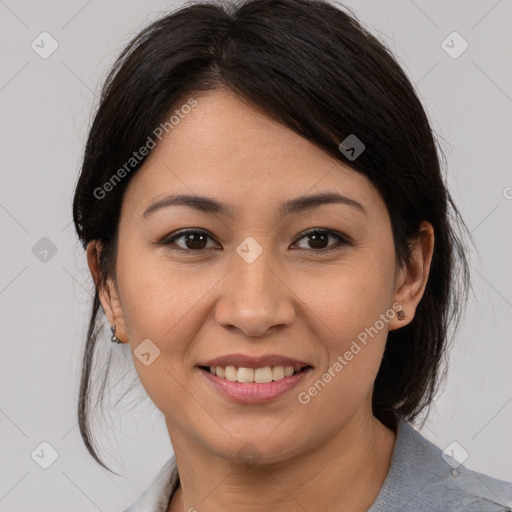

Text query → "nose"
[214,244,296,338]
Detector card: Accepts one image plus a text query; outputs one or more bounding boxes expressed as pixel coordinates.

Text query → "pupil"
[309,231,328,249]
[187,233,206,250]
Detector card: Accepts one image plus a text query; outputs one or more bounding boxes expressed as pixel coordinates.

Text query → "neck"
[167,409,396,512]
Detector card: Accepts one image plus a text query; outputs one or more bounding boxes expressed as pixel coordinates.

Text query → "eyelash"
[158,228,350,255]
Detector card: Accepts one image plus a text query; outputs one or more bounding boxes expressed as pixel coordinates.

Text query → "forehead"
[122,88,384,218]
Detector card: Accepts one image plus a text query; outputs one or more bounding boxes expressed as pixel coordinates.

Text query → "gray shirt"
[122,417,512,511]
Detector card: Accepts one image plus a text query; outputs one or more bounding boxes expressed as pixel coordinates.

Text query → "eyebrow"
[141,191,367,219]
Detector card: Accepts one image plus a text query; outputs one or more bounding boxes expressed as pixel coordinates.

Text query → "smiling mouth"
[198,364,312,384]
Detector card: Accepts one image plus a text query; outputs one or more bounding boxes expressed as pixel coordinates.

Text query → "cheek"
[116,248,214,342]
[114,252,205,418]
[296,252,395,341]
[292,253,395,400]
[113,249,212,393]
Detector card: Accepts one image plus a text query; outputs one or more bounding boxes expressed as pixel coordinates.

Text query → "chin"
[203,428,311,467]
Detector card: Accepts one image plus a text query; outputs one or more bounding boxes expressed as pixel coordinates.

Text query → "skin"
[87,88,434,512]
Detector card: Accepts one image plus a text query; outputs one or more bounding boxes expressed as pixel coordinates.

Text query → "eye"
[291,229,350,254]
[157,228,350,255]
[159,229,219,252]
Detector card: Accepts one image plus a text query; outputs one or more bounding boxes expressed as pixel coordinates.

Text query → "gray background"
[0,0,511,510]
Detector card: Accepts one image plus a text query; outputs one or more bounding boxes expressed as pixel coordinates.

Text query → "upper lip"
[199,354,311,370]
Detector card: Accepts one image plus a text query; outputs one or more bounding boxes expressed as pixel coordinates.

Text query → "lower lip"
[199,367,312,403]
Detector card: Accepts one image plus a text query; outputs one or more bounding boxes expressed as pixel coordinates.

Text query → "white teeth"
[225,365,238,381]
[254,366,273,383]
[237,367,254,382]
[209,364,305,383]
[284,366,294,377]
[272,366,284,380]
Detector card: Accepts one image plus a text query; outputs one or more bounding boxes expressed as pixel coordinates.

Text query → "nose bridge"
[233,234,280,303]
[215,234,294,336]
[235,237,275,291]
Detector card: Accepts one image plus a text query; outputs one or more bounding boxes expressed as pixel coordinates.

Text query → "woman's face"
[94,88,427,463]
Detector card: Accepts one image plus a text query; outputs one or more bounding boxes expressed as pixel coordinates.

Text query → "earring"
[397,310,406,320]
[110,324,124,344]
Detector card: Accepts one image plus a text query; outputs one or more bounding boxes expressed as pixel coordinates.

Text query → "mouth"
[198,364,312,383]
[197,355,313,403]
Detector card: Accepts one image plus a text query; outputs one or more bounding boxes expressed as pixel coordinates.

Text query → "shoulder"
[369,418,512,512]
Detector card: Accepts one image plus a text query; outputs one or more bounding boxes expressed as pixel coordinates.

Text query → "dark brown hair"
[72,0,471,474]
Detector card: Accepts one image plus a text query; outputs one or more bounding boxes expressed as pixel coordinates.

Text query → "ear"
[389,221,435,330]
[86,240,128,343]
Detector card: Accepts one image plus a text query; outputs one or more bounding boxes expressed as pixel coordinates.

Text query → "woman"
[72,0,512,510]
